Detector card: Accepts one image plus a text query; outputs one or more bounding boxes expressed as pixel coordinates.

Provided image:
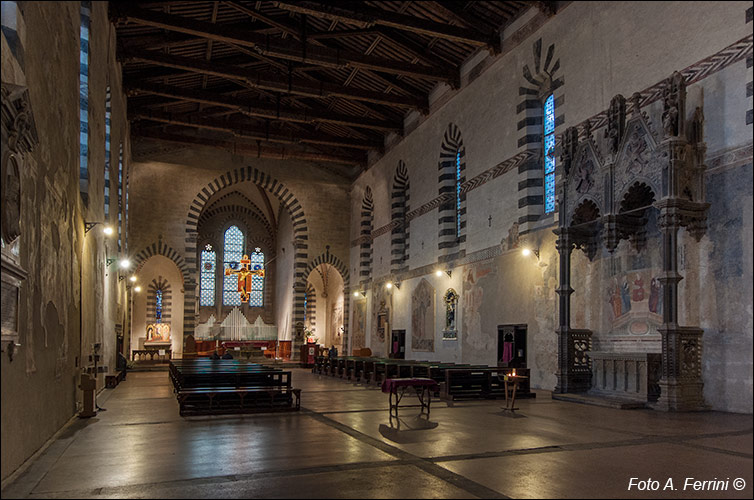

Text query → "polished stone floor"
[2,369,752,499]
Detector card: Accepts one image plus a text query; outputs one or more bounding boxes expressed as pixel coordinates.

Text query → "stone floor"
[2,369,752,499]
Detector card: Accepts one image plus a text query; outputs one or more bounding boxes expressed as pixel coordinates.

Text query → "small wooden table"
[381,377,439,421]
[501,375,528,413]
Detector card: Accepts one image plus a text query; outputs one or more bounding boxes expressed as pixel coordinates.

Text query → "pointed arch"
[438,123,466,258]
[359,187,374,285]
[133,240,190,285]
[300,248,351,353]
[184,166,309,341]
[391,160,410,273]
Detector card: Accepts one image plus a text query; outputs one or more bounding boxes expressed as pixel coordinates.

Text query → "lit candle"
[512,369,516,377]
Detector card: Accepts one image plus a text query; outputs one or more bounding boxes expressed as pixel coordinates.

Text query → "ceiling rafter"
[130,109,384,151]
[132,128,364,166]
[119,48,429,110]
[273,1,500,51]
[126,81,402,132]
[111,4,457,83]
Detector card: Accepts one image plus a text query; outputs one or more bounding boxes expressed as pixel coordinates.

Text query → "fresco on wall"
[371,283,391,356]
[331,298,343,347]
[461,263,496,362]
[146,323,171,343]
[500,221,520,252]
[603,268,663,350]
[411,279,435,351]
[351,299,366,351]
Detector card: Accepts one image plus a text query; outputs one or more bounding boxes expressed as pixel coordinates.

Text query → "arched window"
[79,1,90,202]
[359,187,374,285]
[104,86,110,220]
[117,143,123,252]
[200,244,216,306]
[391,161,409,274]
[455,149,462,237]
[544,93,556,213]
[249,247,264,307]
[223,225,244,306]
[155,289,163,323]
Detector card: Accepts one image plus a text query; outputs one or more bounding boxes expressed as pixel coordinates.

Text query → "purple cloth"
[502,342,514,363]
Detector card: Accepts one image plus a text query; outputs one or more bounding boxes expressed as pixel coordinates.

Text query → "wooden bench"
[105,369,126,389]
[178,386,301,416]
[169,360,301,415]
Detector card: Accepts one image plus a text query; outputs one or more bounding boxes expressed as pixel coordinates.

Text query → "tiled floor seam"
[302,408,510,499]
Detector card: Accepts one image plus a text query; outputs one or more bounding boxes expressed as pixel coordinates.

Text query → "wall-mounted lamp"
[129,275,137,283]
[133,286,142,293]
[385,282,393,290]
[522,247,540,259]
[85,221,114,235]
[393,280,401,290]
[435,269,452,278]
[107,257,131,269]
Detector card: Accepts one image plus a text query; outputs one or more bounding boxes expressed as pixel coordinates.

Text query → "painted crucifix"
[224,249,265,303]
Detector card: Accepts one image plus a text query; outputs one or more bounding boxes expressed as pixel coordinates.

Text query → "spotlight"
[102,225,114,236]
[134,286,142,293]
[119,258,131,269]
[129,276,137,282]
[353,291,360,297]
[385,282,392,289]
[522,248,531,257]
[435,270,443,277]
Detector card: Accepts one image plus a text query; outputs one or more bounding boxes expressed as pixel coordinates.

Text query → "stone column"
[554,227,593,393]
[655,207,705,411]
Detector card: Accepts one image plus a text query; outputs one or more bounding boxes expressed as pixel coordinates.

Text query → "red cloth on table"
[381,377,439,393]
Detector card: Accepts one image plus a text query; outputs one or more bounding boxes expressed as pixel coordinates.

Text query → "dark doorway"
[498,324,527,368]
[390,329,406,359]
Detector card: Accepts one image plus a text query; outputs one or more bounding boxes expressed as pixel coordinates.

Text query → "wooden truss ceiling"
[113,1,531,172]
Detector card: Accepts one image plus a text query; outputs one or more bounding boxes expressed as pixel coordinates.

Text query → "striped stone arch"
[198,205,275,250]
[518,37,565,233]
[304,282,316,330]
[359,187,374,285]
[185,167,309,341]
[133,240,191,285]
[438,123,466,259]
[299,247,351,353]
[391,161,410,273]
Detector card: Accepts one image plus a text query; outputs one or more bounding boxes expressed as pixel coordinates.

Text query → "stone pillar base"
[652,380,707,411]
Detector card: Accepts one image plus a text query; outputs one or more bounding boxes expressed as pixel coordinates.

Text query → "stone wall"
[130,147,352,346]
[1,2,131,481]
[349,1,753,413]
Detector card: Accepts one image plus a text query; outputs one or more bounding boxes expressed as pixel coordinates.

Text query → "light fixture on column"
[85,221,114,235]
[385,281,393,290]
[133,285,142,293]
[129,275,137,283]
[435,269,443,277]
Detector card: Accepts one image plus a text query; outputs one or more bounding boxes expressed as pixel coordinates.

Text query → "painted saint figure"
[648,277,662,315]
[620,277,632,314]
[632,273,645,302]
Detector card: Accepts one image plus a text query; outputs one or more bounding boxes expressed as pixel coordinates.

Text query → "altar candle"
[512,369,516,377]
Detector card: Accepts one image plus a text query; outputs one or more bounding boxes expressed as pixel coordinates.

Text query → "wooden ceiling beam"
[130,109,384,151]
[273,1,499,51]
[111,4,455,83]
[119,48,428,110]
[132,128,364,166]
[126,81,402,132]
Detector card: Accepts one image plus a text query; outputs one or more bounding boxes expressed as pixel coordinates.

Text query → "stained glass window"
[456,149,462,238]
[249,248,264,307]
[104,86,110,220]
[544,94,556,214]
[200,244,216,306]
[155,289,163,323]
[79,1,90,202]
[223,225,244,306]
[117,143,123,252]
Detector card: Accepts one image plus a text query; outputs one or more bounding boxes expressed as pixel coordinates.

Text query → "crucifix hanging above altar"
[225,249,265,303]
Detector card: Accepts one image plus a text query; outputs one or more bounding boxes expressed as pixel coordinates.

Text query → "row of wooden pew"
[169,359,301,416]
[312,356,535,401]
